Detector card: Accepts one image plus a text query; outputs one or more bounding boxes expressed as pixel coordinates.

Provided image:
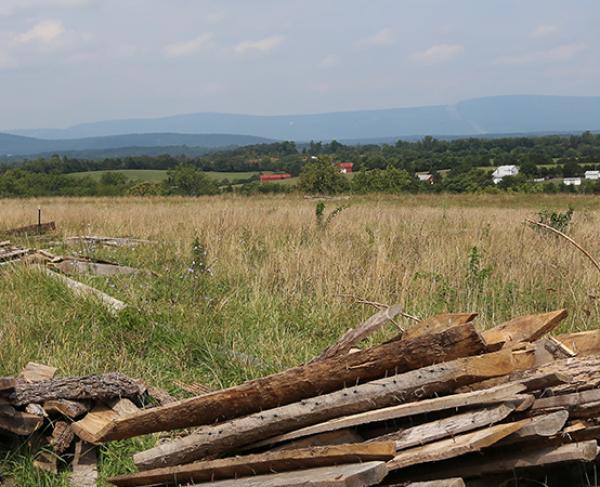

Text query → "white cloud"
[14,20,65,44]
[495,43,585,65]
[319,54,340,68]
[412,44,464,64]
[0,0,91,16]
[358,28,395,47]
[163,33,213,58]
[531,24,559,38]
[233,35,284,55]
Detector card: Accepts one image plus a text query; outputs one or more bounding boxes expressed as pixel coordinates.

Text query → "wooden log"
[500,410,568,445]
[175,461,387,487]
[482,309,567,351]
[531,389,600,412]
[405,440,599,480]
[51,259,141,277]
[402,313,478,341]
[11,373,144,406]
[273,430,364,451]
[40,267,127,314]
[43,399,90,419]
[0,249,29,262]
[372,403,516,451]
[70,441,98,487]
[65,236,154,248]
[108,442,396,487]
[0,410,44,435]
[249,373,564,449]
[96,322,487,443]
[386,421,528,471]
[20,362,57,383]
[311,304,404,362]
[73,398,140,443]
[133,348,533,470]
[50,420,75,455]
[6,221,55,236]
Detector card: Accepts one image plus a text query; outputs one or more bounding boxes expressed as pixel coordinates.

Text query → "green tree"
[164,164,220,196]
[299,156,349,194]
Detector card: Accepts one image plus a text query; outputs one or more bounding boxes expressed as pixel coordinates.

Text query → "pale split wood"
[73,398,139,444]
[312,304,405,362]
[403,480,465,487]
[20,362,57,383]
[133,348,532,470]
[499,410,568,445]
[387,420,528,471]
[273,430,364,451]
[555,329,600,356]
[180,461,387,487]
[108,442,396,487]
[96,322,487,443]
[43,399,90,419]
[70,441,98,487]
[39,266,127,314]
[374,403,516,451]
[402,313,478,341]
[482,309,568,351]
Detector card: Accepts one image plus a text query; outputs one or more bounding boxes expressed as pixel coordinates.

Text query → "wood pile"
[6,309,600,486]
[0,362,152,484]
[0,241,31,266]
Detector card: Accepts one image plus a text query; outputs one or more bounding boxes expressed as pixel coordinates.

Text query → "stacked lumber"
[0,362,147,483]
[7,308,600,486]
[96,307,600,486]
[0,241,31,266]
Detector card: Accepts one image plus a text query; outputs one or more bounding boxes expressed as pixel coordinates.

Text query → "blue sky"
[1,0,599,129]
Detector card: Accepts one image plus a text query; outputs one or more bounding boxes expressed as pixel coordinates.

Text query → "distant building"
[563,177,582,186]
[336,162,354,174]
[491,165,519,184]
[585,170,600,180]
[533,177,546,183]
[417,174,434,184]
[260,173,291,182]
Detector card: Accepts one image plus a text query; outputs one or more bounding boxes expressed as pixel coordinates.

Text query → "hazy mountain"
[0,133,273,157]
[8,96,600,142]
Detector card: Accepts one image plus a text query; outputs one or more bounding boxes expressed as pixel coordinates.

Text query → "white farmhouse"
[585,170,600,180]
[491,165,519,184]
[563,177,582,186]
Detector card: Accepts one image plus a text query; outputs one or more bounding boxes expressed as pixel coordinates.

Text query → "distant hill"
[7,95,600,142]
[0,133,274,157]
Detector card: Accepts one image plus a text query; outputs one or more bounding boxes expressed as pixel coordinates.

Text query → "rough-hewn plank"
[11,373,144,406]
[556,330,600,356]
[249,373,564,449]
[97,322,487,443]
[499,410,568,445]
[373,403,516,451]
[483,309,567,351]
[183,461,387,487]
[402,313,478,341]
[387,421,527,471]
[109,443,395,486]
[134,348,532,470]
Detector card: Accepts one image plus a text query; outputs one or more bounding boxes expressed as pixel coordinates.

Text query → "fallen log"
[40,267,127,314]
[248,373,564,449]
[11,373,145,406]
[50,259,142,277]
[95,322,487,443]
[482,309,568,351]
[108,442,395,487]
[402,313,478,341]
[170,461,388,487]
[133,348,533,469]
[65,236,154,248]
[386,420,528,471]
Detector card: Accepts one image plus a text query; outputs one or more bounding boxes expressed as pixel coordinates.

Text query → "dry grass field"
[1,193,600,485]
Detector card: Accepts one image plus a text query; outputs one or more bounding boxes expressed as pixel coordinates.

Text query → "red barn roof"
[260,173,291,182]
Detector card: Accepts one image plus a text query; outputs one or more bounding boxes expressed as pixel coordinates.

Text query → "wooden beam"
[248,373,564,449]
[133,348,532,470]
[50,260,141,277]
[96,322,487,443]
[402,313,478,341]
[376,403,516,451]
[171,461,388,487]
[483,309,567,351]
[387,421,528,471]
[403,480,465,487]
[108,443,395,487]
[555,329,600,356]
[499,410,568,445]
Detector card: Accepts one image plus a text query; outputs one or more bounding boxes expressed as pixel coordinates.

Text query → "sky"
[1,0,599,130]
